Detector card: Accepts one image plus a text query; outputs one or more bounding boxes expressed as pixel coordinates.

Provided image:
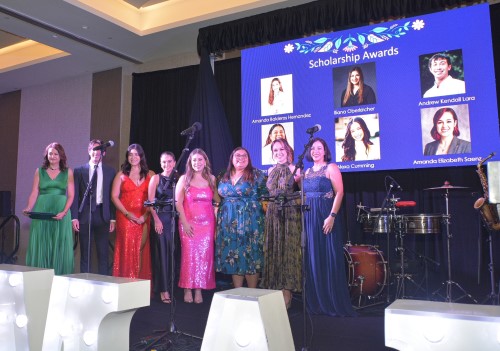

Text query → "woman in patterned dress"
[260,138,302,308]
[215,147,268,289]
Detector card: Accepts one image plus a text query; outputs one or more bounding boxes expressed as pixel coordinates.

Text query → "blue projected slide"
[241,4,499,172]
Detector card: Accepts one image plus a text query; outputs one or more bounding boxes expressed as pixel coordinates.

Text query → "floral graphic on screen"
[287,20,424,54]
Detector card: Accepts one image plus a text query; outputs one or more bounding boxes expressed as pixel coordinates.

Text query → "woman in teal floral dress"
[215,147,268,288]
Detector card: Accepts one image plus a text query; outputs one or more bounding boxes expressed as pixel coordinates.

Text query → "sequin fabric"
[178,186,216,289]
[113,174,152,280]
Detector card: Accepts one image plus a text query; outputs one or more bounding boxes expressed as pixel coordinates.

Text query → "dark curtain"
[131,0,500,299]
[130,58,241,175]
[130,66,198,171]
[186,47,234,175]
[197,0,483,54]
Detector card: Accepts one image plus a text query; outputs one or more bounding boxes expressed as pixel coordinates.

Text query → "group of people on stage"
[23,137,356,317]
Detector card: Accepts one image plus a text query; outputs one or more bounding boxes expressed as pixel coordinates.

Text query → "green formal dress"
[26,168,74,275]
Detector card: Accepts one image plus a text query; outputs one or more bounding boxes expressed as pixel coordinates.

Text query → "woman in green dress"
[23,142,75,275]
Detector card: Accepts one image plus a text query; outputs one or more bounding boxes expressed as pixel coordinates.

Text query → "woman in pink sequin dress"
[175,149,220,304]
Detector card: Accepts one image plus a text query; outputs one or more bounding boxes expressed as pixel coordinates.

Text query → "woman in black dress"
[148,151,178,303]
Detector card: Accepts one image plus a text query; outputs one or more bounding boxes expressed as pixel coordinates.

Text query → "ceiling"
[0,0,313,94]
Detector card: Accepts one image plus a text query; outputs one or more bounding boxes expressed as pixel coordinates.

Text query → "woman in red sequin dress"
[111,144,154,280]
[175,149,220,304]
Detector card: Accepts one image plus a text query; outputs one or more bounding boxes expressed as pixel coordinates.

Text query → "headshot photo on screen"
[261,74,294,116]
[421,105,471,156]
[333,63,377,108]
[334,114,381,162]
[420,50,466,98]
[261,122,294,165]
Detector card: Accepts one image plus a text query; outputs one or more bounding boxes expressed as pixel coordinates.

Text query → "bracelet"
[330,212,337,218]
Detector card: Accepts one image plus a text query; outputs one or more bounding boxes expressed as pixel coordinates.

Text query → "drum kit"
[347,181,476,306]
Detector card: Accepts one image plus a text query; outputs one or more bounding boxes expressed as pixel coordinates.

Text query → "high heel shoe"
[161,291,171,304]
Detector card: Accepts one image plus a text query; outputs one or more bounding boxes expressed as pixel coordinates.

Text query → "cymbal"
[424,182,468,190]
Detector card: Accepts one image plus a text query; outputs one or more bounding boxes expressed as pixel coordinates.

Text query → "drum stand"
[432,189,477,303]
[394,220,427,300]
[481,227,499,305]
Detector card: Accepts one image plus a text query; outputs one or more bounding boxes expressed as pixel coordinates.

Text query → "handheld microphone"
[92,141,114,151]
[388,176,402,191]
[306,124,321,134]
[180,122,202,136]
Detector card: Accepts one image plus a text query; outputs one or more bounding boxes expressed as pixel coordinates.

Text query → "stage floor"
[129,283,393,351]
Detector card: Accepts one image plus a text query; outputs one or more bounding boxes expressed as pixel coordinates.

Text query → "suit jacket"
[71,163,116,224]
[424,136,471,156]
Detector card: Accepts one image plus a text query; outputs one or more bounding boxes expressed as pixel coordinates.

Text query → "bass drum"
[344,244,387,298]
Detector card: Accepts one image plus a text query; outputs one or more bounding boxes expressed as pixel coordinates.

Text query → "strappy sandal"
[161,292,171,304]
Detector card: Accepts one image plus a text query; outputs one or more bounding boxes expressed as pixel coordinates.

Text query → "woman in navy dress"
[303,138,356,316]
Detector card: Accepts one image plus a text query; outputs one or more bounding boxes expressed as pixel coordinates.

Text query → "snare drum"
[344,244,387,297]
[360,214,392,233]
[402,214,442,234]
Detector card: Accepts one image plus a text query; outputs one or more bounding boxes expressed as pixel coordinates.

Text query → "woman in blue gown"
[23,142,75,275]
[303,138,356,316]
[215,147,268,289]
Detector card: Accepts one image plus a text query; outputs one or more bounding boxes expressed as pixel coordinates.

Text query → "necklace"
[49,166,60,171]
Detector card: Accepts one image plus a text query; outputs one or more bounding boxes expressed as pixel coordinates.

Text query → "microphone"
[388,176,402,191]
[306,124,321,134]
[180,122,202,136]
[92,140,114,151]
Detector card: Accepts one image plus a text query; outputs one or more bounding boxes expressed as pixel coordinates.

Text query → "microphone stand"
[288,132,315,351]
[141,131,200,351]
[371,176,397,304]
[78,152,105,273]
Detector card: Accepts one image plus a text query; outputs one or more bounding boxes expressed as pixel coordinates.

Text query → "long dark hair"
[341,117,373,161]
[430,107,460,141]
[342,66,366,106]
[221,147,256,185]
[42,142,68,171]
[121,143,149,179]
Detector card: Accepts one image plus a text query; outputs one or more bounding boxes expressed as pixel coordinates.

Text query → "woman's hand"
[125,212,139,223]
[182,221,194,238]
[22,207,31,216]
[53,211,67,221]
[154,218,163,234]
[135,215,146,225]
[323,216,335,234]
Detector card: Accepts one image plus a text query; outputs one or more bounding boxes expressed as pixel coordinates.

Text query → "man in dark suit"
[71,139,116,275]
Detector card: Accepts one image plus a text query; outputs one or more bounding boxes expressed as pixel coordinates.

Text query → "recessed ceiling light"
[82,25,88,30]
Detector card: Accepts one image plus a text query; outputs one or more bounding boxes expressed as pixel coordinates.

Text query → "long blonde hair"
[184,148,215,191]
